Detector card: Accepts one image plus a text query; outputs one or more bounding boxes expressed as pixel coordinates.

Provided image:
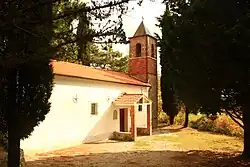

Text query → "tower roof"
[133,21,152,37]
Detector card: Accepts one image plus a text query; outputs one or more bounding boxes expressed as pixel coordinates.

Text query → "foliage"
[190,114,244,138]
[158,111,168,124]
[0,132,7,151]
[1,0,148,166]
[52,0,142,65]
[1,0,54,166]
[0,149,26,167]
[52,0,132,68]
[158,75,163,113]
[159,111,243,138]
[158,7,188,125]
[159,0,250,158]
[0,109,7,150]
[89,45,128,72]
[54,41,128,72]
[160,77,179,124]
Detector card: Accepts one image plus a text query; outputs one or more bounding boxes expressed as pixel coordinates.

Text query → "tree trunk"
[6,69,20,167]
[169,115,174,125]
[8,129,21,167]
[77,13,91,66]
[183,107,189,128]
[242,105,250,159]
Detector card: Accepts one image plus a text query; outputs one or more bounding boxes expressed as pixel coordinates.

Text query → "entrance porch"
[113,93,152,141]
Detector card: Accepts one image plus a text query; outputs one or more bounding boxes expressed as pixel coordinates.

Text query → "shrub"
[174,111,185,125]
[158,111,202,126]
[158,108,243,138]
[190,117,216,131]
[214,114,243,137]
[190,113,243,138]
[158,111,169,124]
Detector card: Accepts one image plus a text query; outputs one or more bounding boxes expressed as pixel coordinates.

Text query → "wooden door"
[120,109,125,132]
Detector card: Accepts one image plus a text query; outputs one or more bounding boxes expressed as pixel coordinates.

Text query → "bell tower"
[128,21,158,128]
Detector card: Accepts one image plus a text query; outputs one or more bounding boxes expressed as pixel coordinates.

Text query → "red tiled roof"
[51,60,150,87]
[114,93,151,105]
[114,93,144,105]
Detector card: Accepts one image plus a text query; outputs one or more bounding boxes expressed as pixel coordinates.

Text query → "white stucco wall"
[21,75,148,154]
[135,104,148,128]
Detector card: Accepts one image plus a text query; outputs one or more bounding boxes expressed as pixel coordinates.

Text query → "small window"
[136,43,142,57]
[91,103,98,115]
[151,44,154,57]
[138,105,143,112]
[113,110,118,120]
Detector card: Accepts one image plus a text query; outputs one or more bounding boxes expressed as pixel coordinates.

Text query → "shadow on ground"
[153,125,186,135]
[26,150,250,167]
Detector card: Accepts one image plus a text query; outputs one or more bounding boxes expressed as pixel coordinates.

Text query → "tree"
[52,0,136,65]
[1,1,148,166]
[158,7,179,125]
[159,0,250,158]
[1,0,54,166]
[89,45,128,72]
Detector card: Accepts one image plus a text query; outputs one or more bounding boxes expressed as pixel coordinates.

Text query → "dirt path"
[26,126,249,167]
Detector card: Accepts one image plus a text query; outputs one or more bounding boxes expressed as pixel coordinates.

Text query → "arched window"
[136,43,142,57]
[151,44,155,57]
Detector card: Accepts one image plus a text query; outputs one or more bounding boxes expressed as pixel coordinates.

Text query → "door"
[120,109,125,132]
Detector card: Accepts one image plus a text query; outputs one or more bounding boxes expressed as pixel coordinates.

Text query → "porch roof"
[114,93,151,106]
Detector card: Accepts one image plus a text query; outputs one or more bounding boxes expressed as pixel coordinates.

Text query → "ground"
[25,126,250,167]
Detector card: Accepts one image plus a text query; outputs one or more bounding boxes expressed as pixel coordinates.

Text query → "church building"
[21,21,158,153]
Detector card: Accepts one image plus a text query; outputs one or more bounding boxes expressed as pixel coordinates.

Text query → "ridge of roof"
[51,60,151,87]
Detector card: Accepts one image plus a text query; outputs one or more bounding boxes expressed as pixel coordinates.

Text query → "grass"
[150,127,243,152]
[134,140,151,148]
[152,135,179,142]
[133,126,243,155]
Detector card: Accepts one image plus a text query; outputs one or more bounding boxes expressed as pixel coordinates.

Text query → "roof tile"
[51,60,150,87]
[114,93,144,105]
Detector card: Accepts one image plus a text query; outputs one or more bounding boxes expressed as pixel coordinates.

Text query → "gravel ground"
[25,126,249,167]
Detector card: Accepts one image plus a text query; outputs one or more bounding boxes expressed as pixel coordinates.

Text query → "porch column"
[130,106,137,140]
[147,104,152,135]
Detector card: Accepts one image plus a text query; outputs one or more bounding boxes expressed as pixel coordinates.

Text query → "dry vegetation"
[25,126,250,167]
[159,112,244,138]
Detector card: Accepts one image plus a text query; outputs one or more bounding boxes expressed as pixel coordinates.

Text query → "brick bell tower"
[128,20,158,129]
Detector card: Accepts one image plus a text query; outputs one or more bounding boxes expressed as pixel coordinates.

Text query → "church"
[21,21,158,153]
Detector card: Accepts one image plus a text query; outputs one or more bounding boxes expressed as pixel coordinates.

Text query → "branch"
[224,109,244,129]
[232,108,243,120]
[18,0,59,14]
[54,0,132,21]
[52,30,124,52]
[51,38,78,52]
[14,24,41,37]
